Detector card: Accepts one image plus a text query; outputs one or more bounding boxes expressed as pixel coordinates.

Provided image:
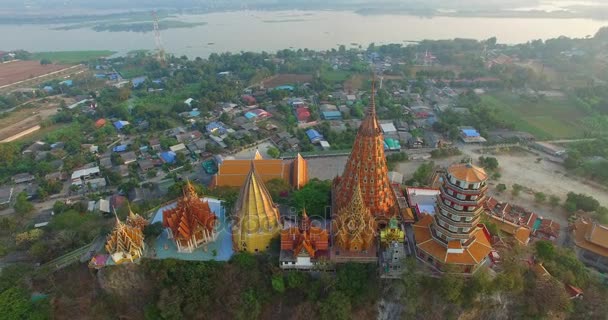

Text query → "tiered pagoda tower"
[280,209,329,269]
[233,162,282,253]
[105,214,145,264]
[413,163,493,274]
[332,183,377,254]
[332,80,397,222]
[162,181,218,253]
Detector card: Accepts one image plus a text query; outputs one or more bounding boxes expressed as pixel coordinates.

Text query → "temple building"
[572,218,608,272]
[105,215,145,264]
[162,181,218,253]
[332,80,411,223]
[331,183,378,262]
[380,218,407,277]
[211,151,308,190]
[280,209,330,269]
[233,162,282,253]
[126,204,149,230]
[413,163,493,274]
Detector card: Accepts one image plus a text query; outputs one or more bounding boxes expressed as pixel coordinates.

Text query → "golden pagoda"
[233,162,282,253]
[332,183,377,252]
[332,79,397,221]
[126,203,149,230]
[105,214,145,264]
[162,181,218,253]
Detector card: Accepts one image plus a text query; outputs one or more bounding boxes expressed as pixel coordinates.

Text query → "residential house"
[45,171,67,182]
[99,156,113,169]
[138,159,155,172]
[12,173,35,184]
[120,151,138,165]
[22,141,47,156]
[117,165,130,178]
[71,166,101,187]
[149,138,161,151]
[306,129,324,144]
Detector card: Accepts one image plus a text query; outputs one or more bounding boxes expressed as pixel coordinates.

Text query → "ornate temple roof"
[162,181,217,243]
[105,215,145,263]
[413,215,492,265]
[333,80,396,219]
[126,204,149,230]
[281,209,329,258]
[573,219,608,257]
[333,183,377,251]
[233,162,281,236]
[448,163,487,183]
[254,149,264,160]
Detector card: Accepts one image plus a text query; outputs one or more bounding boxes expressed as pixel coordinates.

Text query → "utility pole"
[152,11,166,65]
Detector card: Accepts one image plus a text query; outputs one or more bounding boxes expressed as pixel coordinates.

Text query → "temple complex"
[332,80,401,223]
[211,152,308,190]
[331,183,378,262]
[162,181,218,253]
[105,215,145,264]
[572,218,608,272]
[413,163,493,274]
[233,162,282,253]
[280,209,330,269]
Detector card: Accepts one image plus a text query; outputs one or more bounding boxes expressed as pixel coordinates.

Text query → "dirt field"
[0,97,72,142]
[259,73,313,88]
[0,60,72,87]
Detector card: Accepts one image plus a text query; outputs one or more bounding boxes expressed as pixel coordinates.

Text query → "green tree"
[511,184,523,197]
[496,183,507,193]
[479,156,499,170]
[534,192,547,203]
[267,147,280,159]
[265,178,291,204]
[290,179,331,218]
[535,240,555,261]
[319,291,351,320]
[271,274,285,293]
[549,195,560,207]
[14,192,33,215]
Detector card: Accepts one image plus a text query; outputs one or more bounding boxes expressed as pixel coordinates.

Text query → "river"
[1,10,607,58]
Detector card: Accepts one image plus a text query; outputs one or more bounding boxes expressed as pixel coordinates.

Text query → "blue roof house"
[160,151,177,164]
[112,145,128,153]
[113,120,130,130]
[206,121,227,135]
[131,76,147,88]
[306,129,324,144]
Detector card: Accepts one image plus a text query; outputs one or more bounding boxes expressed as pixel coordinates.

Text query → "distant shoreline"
[2,6,608,25]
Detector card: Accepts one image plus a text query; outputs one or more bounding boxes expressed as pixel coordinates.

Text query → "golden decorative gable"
[333,183,377,252]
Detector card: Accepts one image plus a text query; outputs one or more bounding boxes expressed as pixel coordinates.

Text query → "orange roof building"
[280,209,329,269]
[162,181,218,253]
[232,162,282,253]
[413,163,493,274]
[105,215,145,264]
[211,152,308,190]
[126,204,149,230]
[332,80,397,222]
[572,219,608,272]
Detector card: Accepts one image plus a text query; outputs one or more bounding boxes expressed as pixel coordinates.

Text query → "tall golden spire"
[233,160,282,253]
[254,149,263,160]
[332,79,396,220]
[369,75,376,117]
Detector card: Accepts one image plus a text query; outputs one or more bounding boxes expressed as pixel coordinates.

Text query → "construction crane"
[151,11,166,65]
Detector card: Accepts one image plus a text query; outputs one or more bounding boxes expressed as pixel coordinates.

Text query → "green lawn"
[321,70,352,83]
[30,50,116,64]
[482,93,587,139]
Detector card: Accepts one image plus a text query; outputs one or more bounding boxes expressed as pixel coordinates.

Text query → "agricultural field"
[30,51,115,64]
[482,92,588,139]
[0,60,72,87]
[320,70,352,83]
[259,73,313,88]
